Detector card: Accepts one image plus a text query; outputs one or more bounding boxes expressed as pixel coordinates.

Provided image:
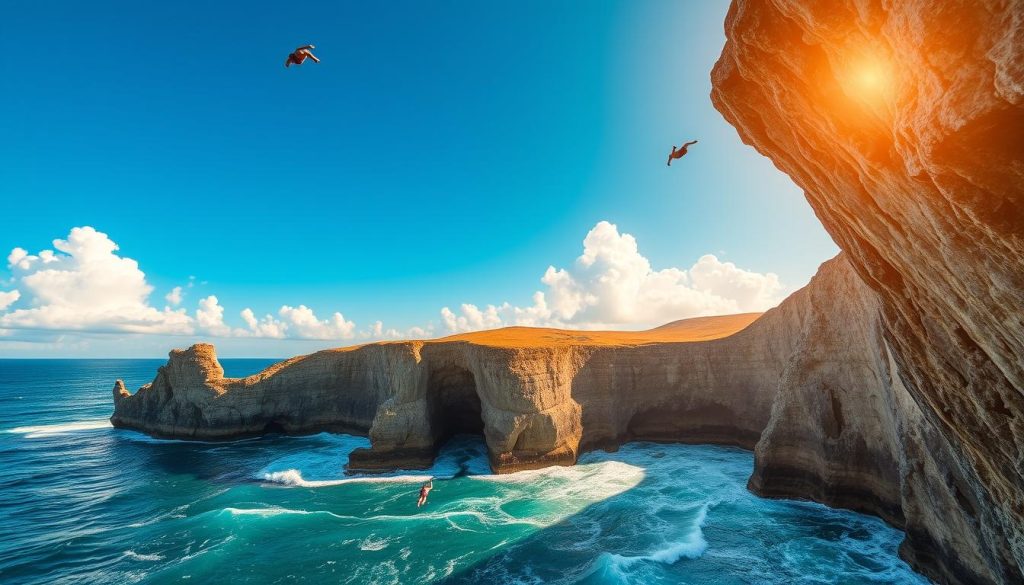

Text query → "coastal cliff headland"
[112,253,886,474]
[110,1,1023,583]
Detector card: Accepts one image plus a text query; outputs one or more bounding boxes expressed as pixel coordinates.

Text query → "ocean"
[0,359,928,584]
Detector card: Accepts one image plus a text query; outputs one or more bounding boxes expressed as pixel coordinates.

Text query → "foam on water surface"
[6,418,112,437]
[0,359,930,585]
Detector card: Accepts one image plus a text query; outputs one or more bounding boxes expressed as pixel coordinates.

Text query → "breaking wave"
[6,419,112,438]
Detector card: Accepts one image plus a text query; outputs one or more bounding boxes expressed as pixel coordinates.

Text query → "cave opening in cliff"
[427,364,484,447]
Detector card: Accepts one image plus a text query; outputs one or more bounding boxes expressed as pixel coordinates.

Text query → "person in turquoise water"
[417,479,433,507]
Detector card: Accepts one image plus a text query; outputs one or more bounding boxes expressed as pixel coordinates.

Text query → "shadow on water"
[100,431,925,584]
[437,443,927,585]
[109,430,346,483]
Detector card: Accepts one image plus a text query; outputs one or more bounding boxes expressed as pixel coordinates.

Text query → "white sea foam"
[591,500,711,582]
[256,434,491,488]
[223,506,315,517]
[6,419,112,438]
[358,535,391,551]
[122,550,164,562]
[473,460,645,503]
[262,469,436,487]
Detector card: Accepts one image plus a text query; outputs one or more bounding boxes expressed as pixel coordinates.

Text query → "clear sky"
[0,0,837,357]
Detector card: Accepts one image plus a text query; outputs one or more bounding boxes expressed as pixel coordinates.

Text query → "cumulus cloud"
[440,221,784,333]
[237,305,359,340]
[165,286,184,306]
[196,295,232,336]
[0,227,193,334]
[0,290,19,311]
[279,305,356,340]
[0,227,395,343]
[240,308,287,338]
[0,223,788,350]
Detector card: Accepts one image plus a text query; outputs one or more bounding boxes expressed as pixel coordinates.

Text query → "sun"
[846,55,895,103]
[857,62,889,92]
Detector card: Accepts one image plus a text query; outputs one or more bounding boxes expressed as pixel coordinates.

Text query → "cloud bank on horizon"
[441,221,783,332]
[0,224,785,348]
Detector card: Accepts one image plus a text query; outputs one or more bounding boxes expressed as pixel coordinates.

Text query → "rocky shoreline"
[111,255,872,475]
[111,0,1023,582]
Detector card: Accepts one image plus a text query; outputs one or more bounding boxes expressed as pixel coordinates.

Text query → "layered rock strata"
[711,1,1023,583]
[113,256,868,477]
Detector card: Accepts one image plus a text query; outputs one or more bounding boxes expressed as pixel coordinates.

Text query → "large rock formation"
[112,308,778,473]
[111,3,1023,583]
[113,255,880,476]
[711,2,1023,583]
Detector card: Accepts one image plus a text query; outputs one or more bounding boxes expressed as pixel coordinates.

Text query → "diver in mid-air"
[285,44,320,67]
[667,140,698,166]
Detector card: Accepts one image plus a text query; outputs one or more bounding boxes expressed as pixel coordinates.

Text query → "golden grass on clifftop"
[435,312,763,348]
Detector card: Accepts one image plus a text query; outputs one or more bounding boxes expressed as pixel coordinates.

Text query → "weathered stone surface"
[109,5,1024,583]
[113,258,868,477]
[113,251,997,580]
[711,2,1023,583]
[112,309,774,472]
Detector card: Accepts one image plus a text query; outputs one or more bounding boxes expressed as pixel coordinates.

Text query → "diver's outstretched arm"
[683,140,698,147]
[284,57,292,68]
[306,51,321,63]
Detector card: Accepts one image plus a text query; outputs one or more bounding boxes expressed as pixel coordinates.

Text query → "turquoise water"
[0,360,929,584]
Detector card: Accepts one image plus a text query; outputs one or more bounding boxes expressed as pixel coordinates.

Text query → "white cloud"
[0,227,402,344]
[278,305,356,340]
[0,290,19,311]
[407,326,430,338]
[0,227,193,334]
[361,320,406,340]
[240,308,287,338]
[196,295,232,336]
[440,221,784,333]
[237,305,359,340]
[165,286,184,306]
[0,222,788,352]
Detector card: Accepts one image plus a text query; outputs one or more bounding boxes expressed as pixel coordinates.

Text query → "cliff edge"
[112,255,875,477]
[711,1,1023,583]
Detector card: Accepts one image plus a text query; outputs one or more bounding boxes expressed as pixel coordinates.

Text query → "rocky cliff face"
[112,308,780,473]
[711,2,1023,583]
[113,255,874,477]
[111,251,995,581]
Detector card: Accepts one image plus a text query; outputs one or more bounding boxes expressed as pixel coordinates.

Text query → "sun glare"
[845,55,895,104]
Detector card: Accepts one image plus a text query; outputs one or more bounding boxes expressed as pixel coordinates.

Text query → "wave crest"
[6,419,111,438]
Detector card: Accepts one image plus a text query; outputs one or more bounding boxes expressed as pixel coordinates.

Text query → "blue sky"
[0,0,837,357]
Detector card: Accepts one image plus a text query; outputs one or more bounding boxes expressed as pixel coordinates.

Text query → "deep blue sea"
[0,359,929,584]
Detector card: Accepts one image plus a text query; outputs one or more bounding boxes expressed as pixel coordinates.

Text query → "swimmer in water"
[417,480,433,507]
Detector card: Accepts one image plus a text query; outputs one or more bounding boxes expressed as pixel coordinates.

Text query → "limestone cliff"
[113,256,872,478]
[711,1,1023,583]
[113,308,778,472]
[111,253,972,579]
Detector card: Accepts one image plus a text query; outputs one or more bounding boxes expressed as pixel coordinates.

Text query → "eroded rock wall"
[712,2,1024,583]
[112,255,872,478]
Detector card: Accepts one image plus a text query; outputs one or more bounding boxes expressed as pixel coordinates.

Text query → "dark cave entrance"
[426,364,484,447]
